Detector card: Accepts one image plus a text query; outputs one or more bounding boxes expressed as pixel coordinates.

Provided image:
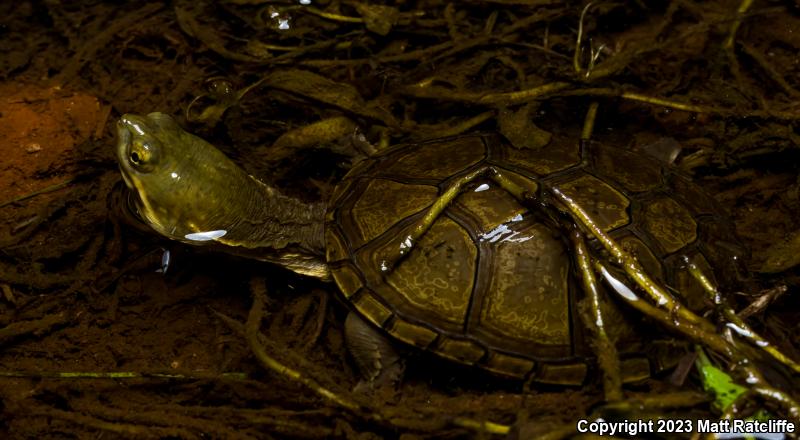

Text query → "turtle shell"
[324,133,744,384]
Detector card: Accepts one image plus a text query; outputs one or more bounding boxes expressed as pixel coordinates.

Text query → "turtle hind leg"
[344,312,404,391]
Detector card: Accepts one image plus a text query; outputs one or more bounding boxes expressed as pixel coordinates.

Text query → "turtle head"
[115,112,329,279]
[115,112,255,244]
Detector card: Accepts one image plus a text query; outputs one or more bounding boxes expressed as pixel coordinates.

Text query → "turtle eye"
[129,141,159,171]
[130,151,143,165]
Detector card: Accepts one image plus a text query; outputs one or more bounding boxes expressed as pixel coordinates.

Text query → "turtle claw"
[344,312,404,393]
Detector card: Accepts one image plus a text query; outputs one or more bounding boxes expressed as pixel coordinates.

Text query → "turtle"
[114,112,745,388]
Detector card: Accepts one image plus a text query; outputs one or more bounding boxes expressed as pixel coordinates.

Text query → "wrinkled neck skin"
[221,179,330,280]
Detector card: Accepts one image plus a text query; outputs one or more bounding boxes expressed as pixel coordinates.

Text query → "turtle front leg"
[344,312,404,392]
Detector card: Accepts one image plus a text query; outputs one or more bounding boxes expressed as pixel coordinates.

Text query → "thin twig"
[0,178,75,209]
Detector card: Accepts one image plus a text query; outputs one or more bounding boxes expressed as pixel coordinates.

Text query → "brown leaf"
[264,70,398,128]
[498,104,552,149]
[352,3,399,36]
